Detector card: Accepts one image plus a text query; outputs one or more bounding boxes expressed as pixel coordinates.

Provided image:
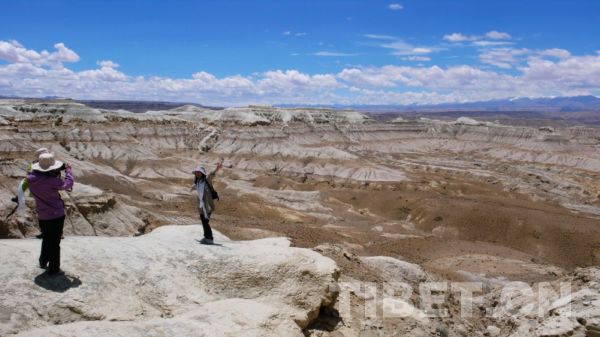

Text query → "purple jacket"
[26,167,74,220]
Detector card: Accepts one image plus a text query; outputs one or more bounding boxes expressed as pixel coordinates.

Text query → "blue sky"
[1,0,600,105]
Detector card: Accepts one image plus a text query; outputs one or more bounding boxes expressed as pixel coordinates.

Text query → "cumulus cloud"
[338,68,396,87]
[258,70,339,93]
[0,40,79,66]
[79,63,128,81]
[339,65,506,91]
[521,53,600,89]
[98,60,119,68]
[388,3,403,10]
[485,30,512,40]
[337,52,600,101]
[1,40,600,106]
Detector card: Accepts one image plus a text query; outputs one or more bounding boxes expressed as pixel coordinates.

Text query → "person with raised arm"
[27,152,74,276]
[191,160,223,244]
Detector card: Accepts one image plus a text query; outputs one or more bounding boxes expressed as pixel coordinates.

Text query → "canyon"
[0,99,598,336]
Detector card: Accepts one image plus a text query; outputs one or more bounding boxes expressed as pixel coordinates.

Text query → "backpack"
[207,181,219,200]
[194,177,220,201]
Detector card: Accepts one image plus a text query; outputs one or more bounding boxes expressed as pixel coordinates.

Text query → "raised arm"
[53,165,74,191]
[207,160,224,182]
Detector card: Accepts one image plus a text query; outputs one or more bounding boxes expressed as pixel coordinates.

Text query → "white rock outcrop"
[487,267,600,337]
[360,256,429,284]
[0,225,339,336]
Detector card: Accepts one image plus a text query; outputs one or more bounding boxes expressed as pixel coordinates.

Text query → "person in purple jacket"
[27,152,73,276]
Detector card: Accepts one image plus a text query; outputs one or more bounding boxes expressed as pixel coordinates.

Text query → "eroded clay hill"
[0,100,599,336]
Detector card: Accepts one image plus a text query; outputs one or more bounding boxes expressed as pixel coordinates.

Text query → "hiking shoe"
[200,238,214,245]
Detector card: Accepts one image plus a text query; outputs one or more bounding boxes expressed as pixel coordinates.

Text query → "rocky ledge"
[0,225,339,337]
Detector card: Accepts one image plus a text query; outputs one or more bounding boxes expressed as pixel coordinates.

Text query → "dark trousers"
[39,216,65,273]
[200,213,213,240]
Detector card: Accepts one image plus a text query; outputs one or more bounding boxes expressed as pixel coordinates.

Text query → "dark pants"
[39,216,65,273]
[200,213,213,240]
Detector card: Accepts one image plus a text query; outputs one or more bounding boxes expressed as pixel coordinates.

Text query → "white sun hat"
[35,147,49,156]
[193,165,207,175]
[31,153,64,172]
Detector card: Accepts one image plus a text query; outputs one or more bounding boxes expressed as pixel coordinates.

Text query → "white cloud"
[364,35,438,57]
[312,51,358,57]
[339,68,396,87]
[472,40,514,47]
[338,65,504,91]
[485,30,512,40]
[388,3,403,10]
[255,70,339,99]
[411,47,432,54]
[402,56,431,61]
[0,40,79,66]
[1,40,600,106]
[49,43,80,63]
[444,31,513,46]
[98,60,119,68]
[538,48,571,59]
[381,41,437,56]
[443,33,472,42]
[521,54,600,89]
[336,52,600,102]
[363,34,397,40]
[480,48,529,69]
[282,31,306,37]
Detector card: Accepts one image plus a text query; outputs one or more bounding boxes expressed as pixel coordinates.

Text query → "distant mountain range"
[2,95,599,125]
[279,95,600,113]
[2,94,600,112]
[278,95,600,126]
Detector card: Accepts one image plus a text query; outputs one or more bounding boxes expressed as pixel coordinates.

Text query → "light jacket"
[26,167,74,220]
[194,168,217,219]
[16,162,33,209]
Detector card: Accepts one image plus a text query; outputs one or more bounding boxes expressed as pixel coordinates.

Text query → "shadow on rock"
[195,239,226,247]
[34,272,82,292]
[304,306,343,334]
